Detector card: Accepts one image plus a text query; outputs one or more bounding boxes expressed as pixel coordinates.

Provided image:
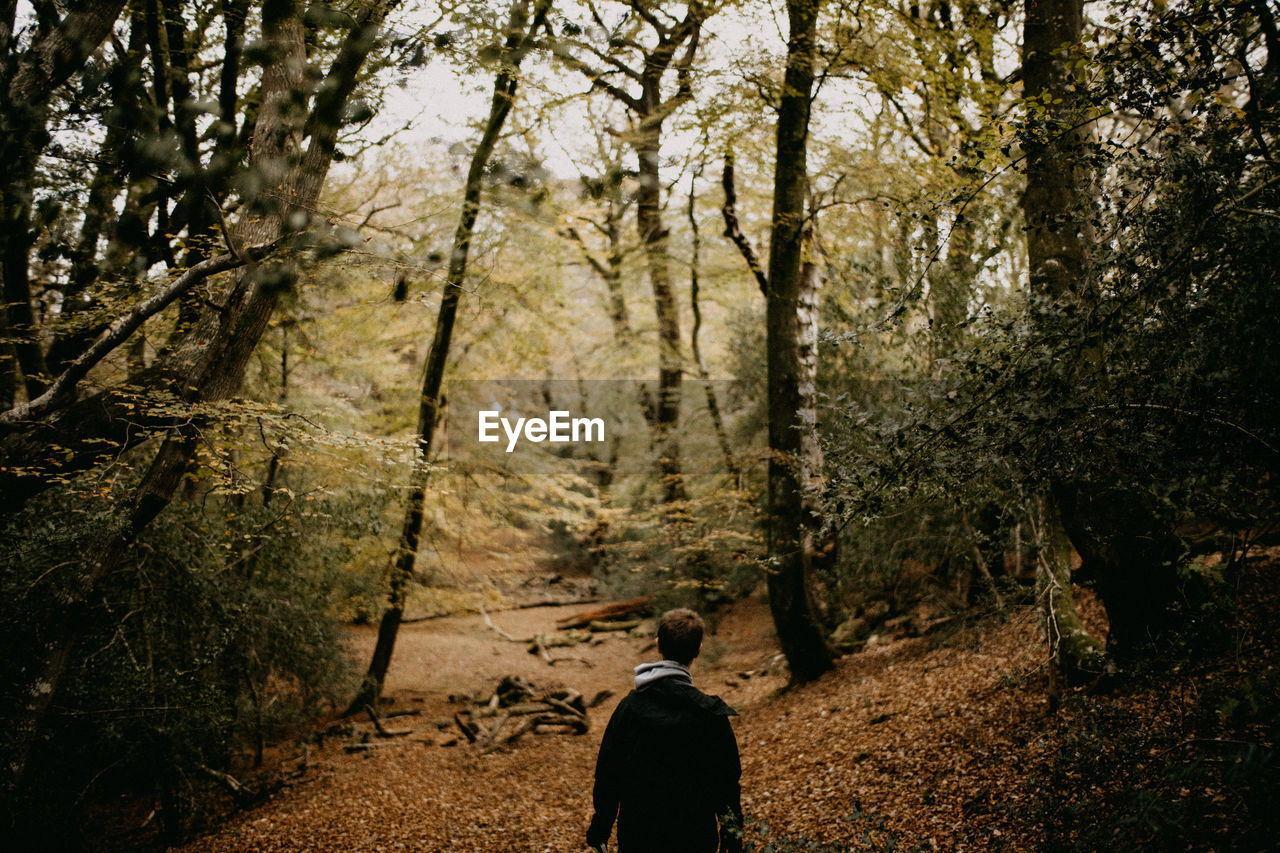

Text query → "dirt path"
[179,596,790,853]
[176,587,1069,852]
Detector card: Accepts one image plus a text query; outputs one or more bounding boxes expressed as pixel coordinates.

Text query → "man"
[586,608,743,853]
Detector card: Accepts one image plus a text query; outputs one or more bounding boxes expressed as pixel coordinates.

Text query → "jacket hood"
[633,659,693,690]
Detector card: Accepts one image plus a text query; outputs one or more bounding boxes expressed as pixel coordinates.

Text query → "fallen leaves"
[178,562,1280,852]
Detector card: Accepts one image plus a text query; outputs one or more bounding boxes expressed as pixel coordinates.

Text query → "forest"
[0,0,1277,849]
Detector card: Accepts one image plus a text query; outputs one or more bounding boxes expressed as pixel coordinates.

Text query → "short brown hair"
[657,608,704,665]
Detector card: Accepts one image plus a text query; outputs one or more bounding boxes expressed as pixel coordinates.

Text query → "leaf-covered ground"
[177,551,1280,853]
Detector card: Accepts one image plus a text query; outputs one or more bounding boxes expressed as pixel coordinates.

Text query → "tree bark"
[765,0,834,684]
[634,125,688,508]
[688,169,739,484]
[348,0,552,714]
[721,151,770,297]
[1018,0,1111,676]
[1023,0,1091,313]
[1031,495,1105,697]
[561,158,658,429]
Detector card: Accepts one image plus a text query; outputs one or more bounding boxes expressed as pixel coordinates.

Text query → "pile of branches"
[453,676,608,754]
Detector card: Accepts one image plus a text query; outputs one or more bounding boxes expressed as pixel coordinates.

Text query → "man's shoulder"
[635,679,737,718]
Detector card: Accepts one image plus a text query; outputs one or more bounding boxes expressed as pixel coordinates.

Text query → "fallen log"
[198,764,256,806]
[515,596,600,609]
[589,618,641,633]
[530,636,552,663]
[476,702,550,719]
[481,606,533,643]
[544,695,587,719]
[548,688,585,712]
[532,713,589,734]
[528,630,592,663]
[548,656,594,667]
[555,597,652,630]
[455,677,594,748]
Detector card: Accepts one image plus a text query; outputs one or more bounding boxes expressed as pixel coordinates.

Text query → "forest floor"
[174,549,1280,853]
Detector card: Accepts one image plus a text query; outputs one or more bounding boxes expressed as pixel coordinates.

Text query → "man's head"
[657,608,704,666]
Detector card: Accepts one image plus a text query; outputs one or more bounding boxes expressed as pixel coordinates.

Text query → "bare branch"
[626,0,672,38]
[6,1,126,108]
[881,91,937,157]
[546,38,644,112]
[561,224,613,281]
[720,151,768,295]
[576,38,644,82]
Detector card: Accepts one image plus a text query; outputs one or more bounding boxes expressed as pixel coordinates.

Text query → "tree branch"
[0,240,282,427]
[561,224,613,281]
[881,90,937,157]
[576,38,644,82]
[6,1,126,108]
[626,0,673,39]
[721,151,768,295]
[547,38,644,112]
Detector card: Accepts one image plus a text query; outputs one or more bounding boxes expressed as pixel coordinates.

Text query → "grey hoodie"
[633,659,693,689]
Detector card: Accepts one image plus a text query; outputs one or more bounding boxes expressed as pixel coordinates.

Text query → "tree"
[763,0,835,683]
[1018,0,1108,682]
[0,2,127,404]
[1,0,400,794]
[349,0,553,713]
[1039,0,1277,659]
[551,0,709,511]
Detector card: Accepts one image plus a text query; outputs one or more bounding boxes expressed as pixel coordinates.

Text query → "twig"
[363,704,412,738]
[480,605,532,643]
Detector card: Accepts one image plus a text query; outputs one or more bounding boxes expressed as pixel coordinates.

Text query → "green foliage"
[0,469,372,843]
[591,482,766,611]
[817,0,1279,648]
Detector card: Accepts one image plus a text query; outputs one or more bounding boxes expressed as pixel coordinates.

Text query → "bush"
[0,479,367,847]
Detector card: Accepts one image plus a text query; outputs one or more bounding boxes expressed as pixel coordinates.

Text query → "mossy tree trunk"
[1020,0,1108,683]
[764,0,834,684]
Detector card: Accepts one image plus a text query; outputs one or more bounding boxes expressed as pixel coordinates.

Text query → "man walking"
[586,608,743,853]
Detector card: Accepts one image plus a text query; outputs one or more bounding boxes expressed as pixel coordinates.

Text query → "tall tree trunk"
[0,1,126,399]
[765,0,834,684]
[1023,0,1091,313]
[598,165,633,348]
[348,0,551,714]
[1021,0,1108,679]
[561,159,659,429]
[1025,0,1182,663]
[634,126,688,509]
[553,4,703,512]
[1031,495,1104,703]
[931,205,975,362]
[0,308,15,410]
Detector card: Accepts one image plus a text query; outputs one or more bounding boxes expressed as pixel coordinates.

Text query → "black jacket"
[586,677,743,853]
